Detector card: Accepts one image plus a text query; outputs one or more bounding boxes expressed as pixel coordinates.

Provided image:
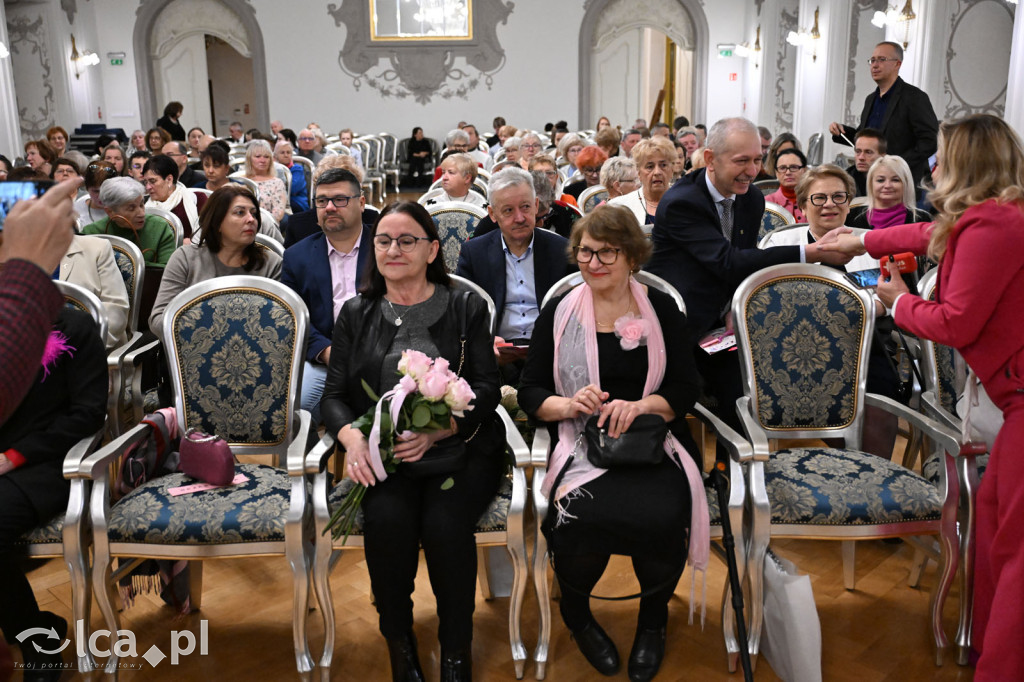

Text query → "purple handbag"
[178,429,236,486]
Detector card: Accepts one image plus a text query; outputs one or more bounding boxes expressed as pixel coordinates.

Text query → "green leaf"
[440,477,455,490]
[361,379,380,403]
[431,401,449,416]
[412,404,431,428]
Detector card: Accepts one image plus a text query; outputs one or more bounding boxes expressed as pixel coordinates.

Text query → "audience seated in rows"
[82,176,176,268]
[274,139,309,213]
[162,140,205,188]
[846,128,886,197]
[148,185,282,343]
[142,154,207,240]
[426,153,486,208]
[609,136,676,232]
[244,139,288,223]
[563,146,608,200]
[281,168,373,424]
[764,147,808,221]
[847,154,931,230]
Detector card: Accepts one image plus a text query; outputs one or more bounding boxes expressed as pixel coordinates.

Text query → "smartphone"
[0,180,53,232]
[846,268,881,288]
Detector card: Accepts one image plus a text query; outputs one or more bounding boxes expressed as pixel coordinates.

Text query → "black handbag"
[402,291,475,478]
[583,413,667,468]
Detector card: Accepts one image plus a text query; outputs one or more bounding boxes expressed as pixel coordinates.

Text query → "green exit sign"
[110,58,123,66]
[719,49,733,57]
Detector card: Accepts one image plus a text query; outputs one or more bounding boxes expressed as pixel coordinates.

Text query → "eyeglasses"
[540,170,558,178]
[298,136,315,142]
[581,166,602,174]
[314,194,359,208]
[808,192,851,206]
[521,143,541,150]
[867,57,898,65]
[777,165,805,174]
[573,246,621,265]
[373,235,432,252]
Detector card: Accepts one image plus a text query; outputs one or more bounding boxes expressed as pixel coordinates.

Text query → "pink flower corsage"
[613,315,651,351]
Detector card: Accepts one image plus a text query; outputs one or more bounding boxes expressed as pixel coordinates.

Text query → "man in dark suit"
[456,167,574,380]
[646,117,851,433]
[830,41,938,187]
[281,168,374,423]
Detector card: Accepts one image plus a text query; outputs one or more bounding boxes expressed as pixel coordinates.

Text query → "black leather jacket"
[321,287,504,457]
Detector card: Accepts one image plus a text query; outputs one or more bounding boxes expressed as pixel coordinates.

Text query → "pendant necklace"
[385,298,403,326]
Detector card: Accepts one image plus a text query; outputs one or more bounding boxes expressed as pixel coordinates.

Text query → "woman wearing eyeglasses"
[764,148,808,221]
[519,205,706,682]
[563,146,609,201]
[320,201,504,682]
[761,164,905,457]
[148,185,281,342]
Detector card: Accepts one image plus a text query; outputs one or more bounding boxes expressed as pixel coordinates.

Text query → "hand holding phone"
[0,178,80,272]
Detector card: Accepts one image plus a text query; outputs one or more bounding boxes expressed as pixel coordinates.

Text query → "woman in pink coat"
[822,114,1024,681]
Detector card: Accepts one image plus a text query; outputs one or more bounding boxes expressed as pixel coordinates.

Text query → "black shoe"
[385,632,425,682]
[570,618,620,676]
[20,612,69,682]
[440,646,472,682]
[627,626,666,682]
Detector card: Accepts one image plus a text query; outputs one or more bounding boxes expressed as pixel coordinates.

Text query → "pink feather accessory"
[40,330,75,378]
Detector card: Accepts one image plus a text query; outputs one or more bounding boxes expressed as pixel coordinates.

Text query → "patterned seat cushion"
[326,472,514,538]
[767,448,941,525]
[431,209,480,273]
[19,513,65,545]
[108,463,294,544]
[922,449,989,486]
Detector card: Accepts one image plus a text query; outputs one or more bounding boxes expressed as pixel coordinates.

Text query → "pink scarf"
[867,204,907,230]
[544,278,710,621]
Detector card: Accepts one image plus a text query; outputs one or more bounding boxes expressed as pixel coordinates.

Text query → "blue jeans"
[301,361,328,425]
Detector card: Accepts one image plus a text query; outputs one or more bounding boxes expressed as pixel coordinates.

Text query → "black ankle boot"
[627,625,667,682]
[571,618,620,676]
[385,632,424,682]
[440,646,472,682]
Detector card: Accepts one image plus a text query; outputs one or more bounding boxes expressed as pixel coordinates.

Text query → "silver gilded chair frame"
[79,276,315,678]
[732,263,963,665]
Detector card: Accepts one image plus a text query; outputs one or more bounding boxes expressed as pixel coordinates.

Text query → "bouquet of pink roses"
[325,350,476,542]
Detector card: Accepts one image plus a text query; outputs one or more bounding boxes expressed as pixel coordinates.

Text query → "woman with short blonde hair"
[608,137,676,231]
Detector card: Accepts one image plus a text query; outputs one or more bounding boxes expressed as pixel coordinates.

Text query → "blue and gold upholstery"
[81,277,315,677]
[426,201,487,273]
[734,264,962,665]
[307,405,531,678]
[758,201,796,241]
[578,185,608,214]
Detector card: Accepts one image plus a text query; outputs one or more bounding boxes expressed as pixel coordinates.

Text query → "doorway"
[206,36,257,137]
[579,0,707,129]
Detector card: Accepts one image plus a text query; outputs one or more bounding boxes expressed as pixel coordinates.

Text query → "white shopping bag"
[760,549,822,682]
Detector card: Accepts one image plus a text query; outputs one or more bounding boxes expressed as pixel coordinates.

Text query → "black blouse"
[518,287,700,443]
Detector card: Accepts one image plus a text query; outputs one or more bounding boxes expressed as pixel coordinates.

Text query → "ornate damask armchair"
[732,264,963,664]
[578,185,609,214]
[80,277,315,677]
[758,202,796,241]
[425,201,488,273]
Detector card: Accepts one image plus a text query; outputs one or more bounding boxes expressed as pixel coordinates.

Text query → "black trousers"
[548,459,692,632]
[361,448,503,649]
[0,478,49,640]
[694,345,746,464]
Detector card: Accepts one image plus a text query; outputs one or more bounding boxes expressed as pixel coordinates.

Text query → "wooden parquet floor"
[18,532,976,681]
